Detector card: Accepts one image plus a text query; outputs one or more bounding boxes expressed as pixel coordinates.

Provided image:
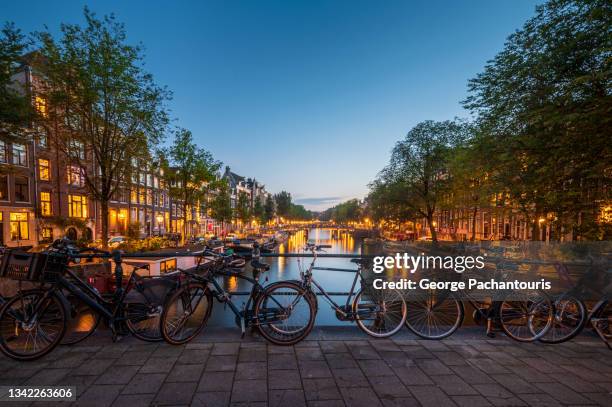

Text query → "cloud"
[294,196,346,211]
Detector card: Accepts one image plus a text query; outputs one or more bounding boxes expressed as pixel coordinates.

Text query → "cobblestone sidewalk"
[0,327,610,407]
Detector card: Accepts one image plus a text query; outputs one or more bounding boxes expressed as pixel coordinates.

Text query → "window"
[15,176,29,202]
[40,227,53,243]
[35,96,47,118]
[68,195,88,218]
[69,140,85,160]
[160,258,177,274]
[10,212,29,240]
[0,141,6,163]
[67,166,85,187]
[38,159,50,181]
[12,144,27,166]
[38,133,48,149]
[40,191,52,216]
[0,176,8,201]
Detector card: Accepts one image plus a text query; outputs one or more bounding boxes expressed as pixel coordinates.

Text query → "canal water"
[207,228,362,327]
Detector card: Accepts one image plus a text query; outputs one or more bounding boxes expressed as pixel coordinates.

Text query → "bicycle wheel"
[161,282,213,345]
[61,293,101,345]
[499,291,552,342]
[353,287,407,338]
[540,296,587,344]
[254,281,316,345]
[125,302,164,342]
[404,291,464,339]
[0,290,67,361]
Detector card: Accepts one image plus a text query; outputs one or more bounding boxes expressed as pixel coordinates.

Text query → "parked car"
[108,236,127,248]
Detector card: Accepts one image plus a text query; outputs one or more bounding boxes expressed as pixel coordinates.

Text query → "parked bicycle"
[403,259,553,342]
[160,244,316,345]
[294,243,407,338]
[540,262,610,348]
[0,239,178,361]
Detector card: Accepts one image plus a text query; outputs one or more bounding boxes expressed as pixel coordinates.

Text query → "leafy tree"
[375,120,468,242]
[325,199,361,223]
[0,22,32,136]
[464,0,612,240]
[263,194,275,224]
[253,195,265,223]
[289,204,312,220]
[236,191,251,224]
[274,191,292,218]
[164,128,221,243]
[35,8,169,246]
[210,180,233,227]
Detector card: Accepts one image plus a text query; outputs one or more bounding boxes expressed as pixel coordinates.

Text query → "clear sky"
[1,0,542,211]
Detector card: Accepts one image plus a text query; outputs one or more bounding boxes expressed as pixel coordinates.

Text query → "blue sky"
[1,0,542,211]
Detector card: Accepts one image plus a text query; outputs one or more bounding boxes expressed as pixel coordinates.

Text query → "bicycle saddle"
[251,260,270,271]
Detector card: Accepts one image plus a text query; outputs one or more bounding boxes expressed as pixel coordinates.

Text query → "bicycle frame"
[299,250,362,319]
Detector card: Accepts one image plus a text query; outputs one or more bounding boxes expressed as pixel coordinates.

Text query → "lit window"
[131,189,138,204]
[67,166,85,187]
[160,258,177,274]
[38,159,50,181]
[12,144,27,166]
[35,96,47,118]
[68,195,88,218]
[40,191,52,216]
[10,212,29,240]
[40,227,53,243]
[14,176,29,202]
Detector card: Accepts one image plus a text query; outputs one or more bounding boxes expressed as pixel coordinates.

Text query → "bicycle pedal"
[240,319,245,337]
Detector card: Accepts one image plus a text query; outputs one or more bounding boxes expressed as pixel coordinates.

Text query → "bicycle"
[540,262,610,348]
[160,245,316,346]
[403,258,553,342]
[0,239,178,361]
[294,243,407,338]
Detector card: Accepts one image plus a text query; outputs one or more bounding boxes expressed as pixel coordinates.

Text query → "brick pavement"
[0,327,610,407]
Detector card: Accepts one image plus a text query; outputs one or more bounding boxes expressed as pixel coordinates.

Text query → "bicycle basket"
[0,250,48,281]
[42,252,69,282]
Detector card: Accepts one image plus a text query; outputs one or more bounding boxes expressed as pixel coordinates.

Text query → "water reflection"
[208,228,361,327]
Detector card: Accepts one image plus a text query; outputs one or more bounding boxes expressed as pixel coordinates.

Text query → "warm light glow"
[538,217,546,224]
[118,212,126,220]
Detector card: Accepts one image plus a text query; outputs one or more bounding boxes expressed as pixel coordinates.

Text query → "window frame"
[14,176,30,203]
[38,158,51,181]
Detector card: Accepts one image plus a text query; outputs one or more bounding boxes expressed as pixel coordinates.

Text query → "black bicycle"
[0,239,177,361]
[296,243,407,338]
[160,245,316,346]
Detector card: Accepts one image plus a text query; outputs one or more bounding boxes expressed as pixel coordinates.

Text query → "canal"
[207,228,362,327]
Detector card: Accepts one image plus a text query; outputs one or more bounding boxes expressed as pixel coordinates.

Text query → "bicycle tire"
[404,292,464,340]
[60,292,101,345]
[354,288,407,338]
[0,290,67,361]
[161,282,213,345]
[539,296,587,344]
[499,292,553,342]
[254,281,316,345]
[125,302,164,342]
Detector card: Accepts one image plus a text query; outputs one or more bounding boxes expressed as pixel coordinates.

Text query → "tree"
[374,120,468,242]
[263,195,275,224]
[164,128,221,243]
[253,195,265,223]
[464,0,612,239]
[210,180,233,228]
[0,22,32,136]
[236,191,251,224]
[35,8,169,246]
[274,191,292,219]
[289,204,312,220]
